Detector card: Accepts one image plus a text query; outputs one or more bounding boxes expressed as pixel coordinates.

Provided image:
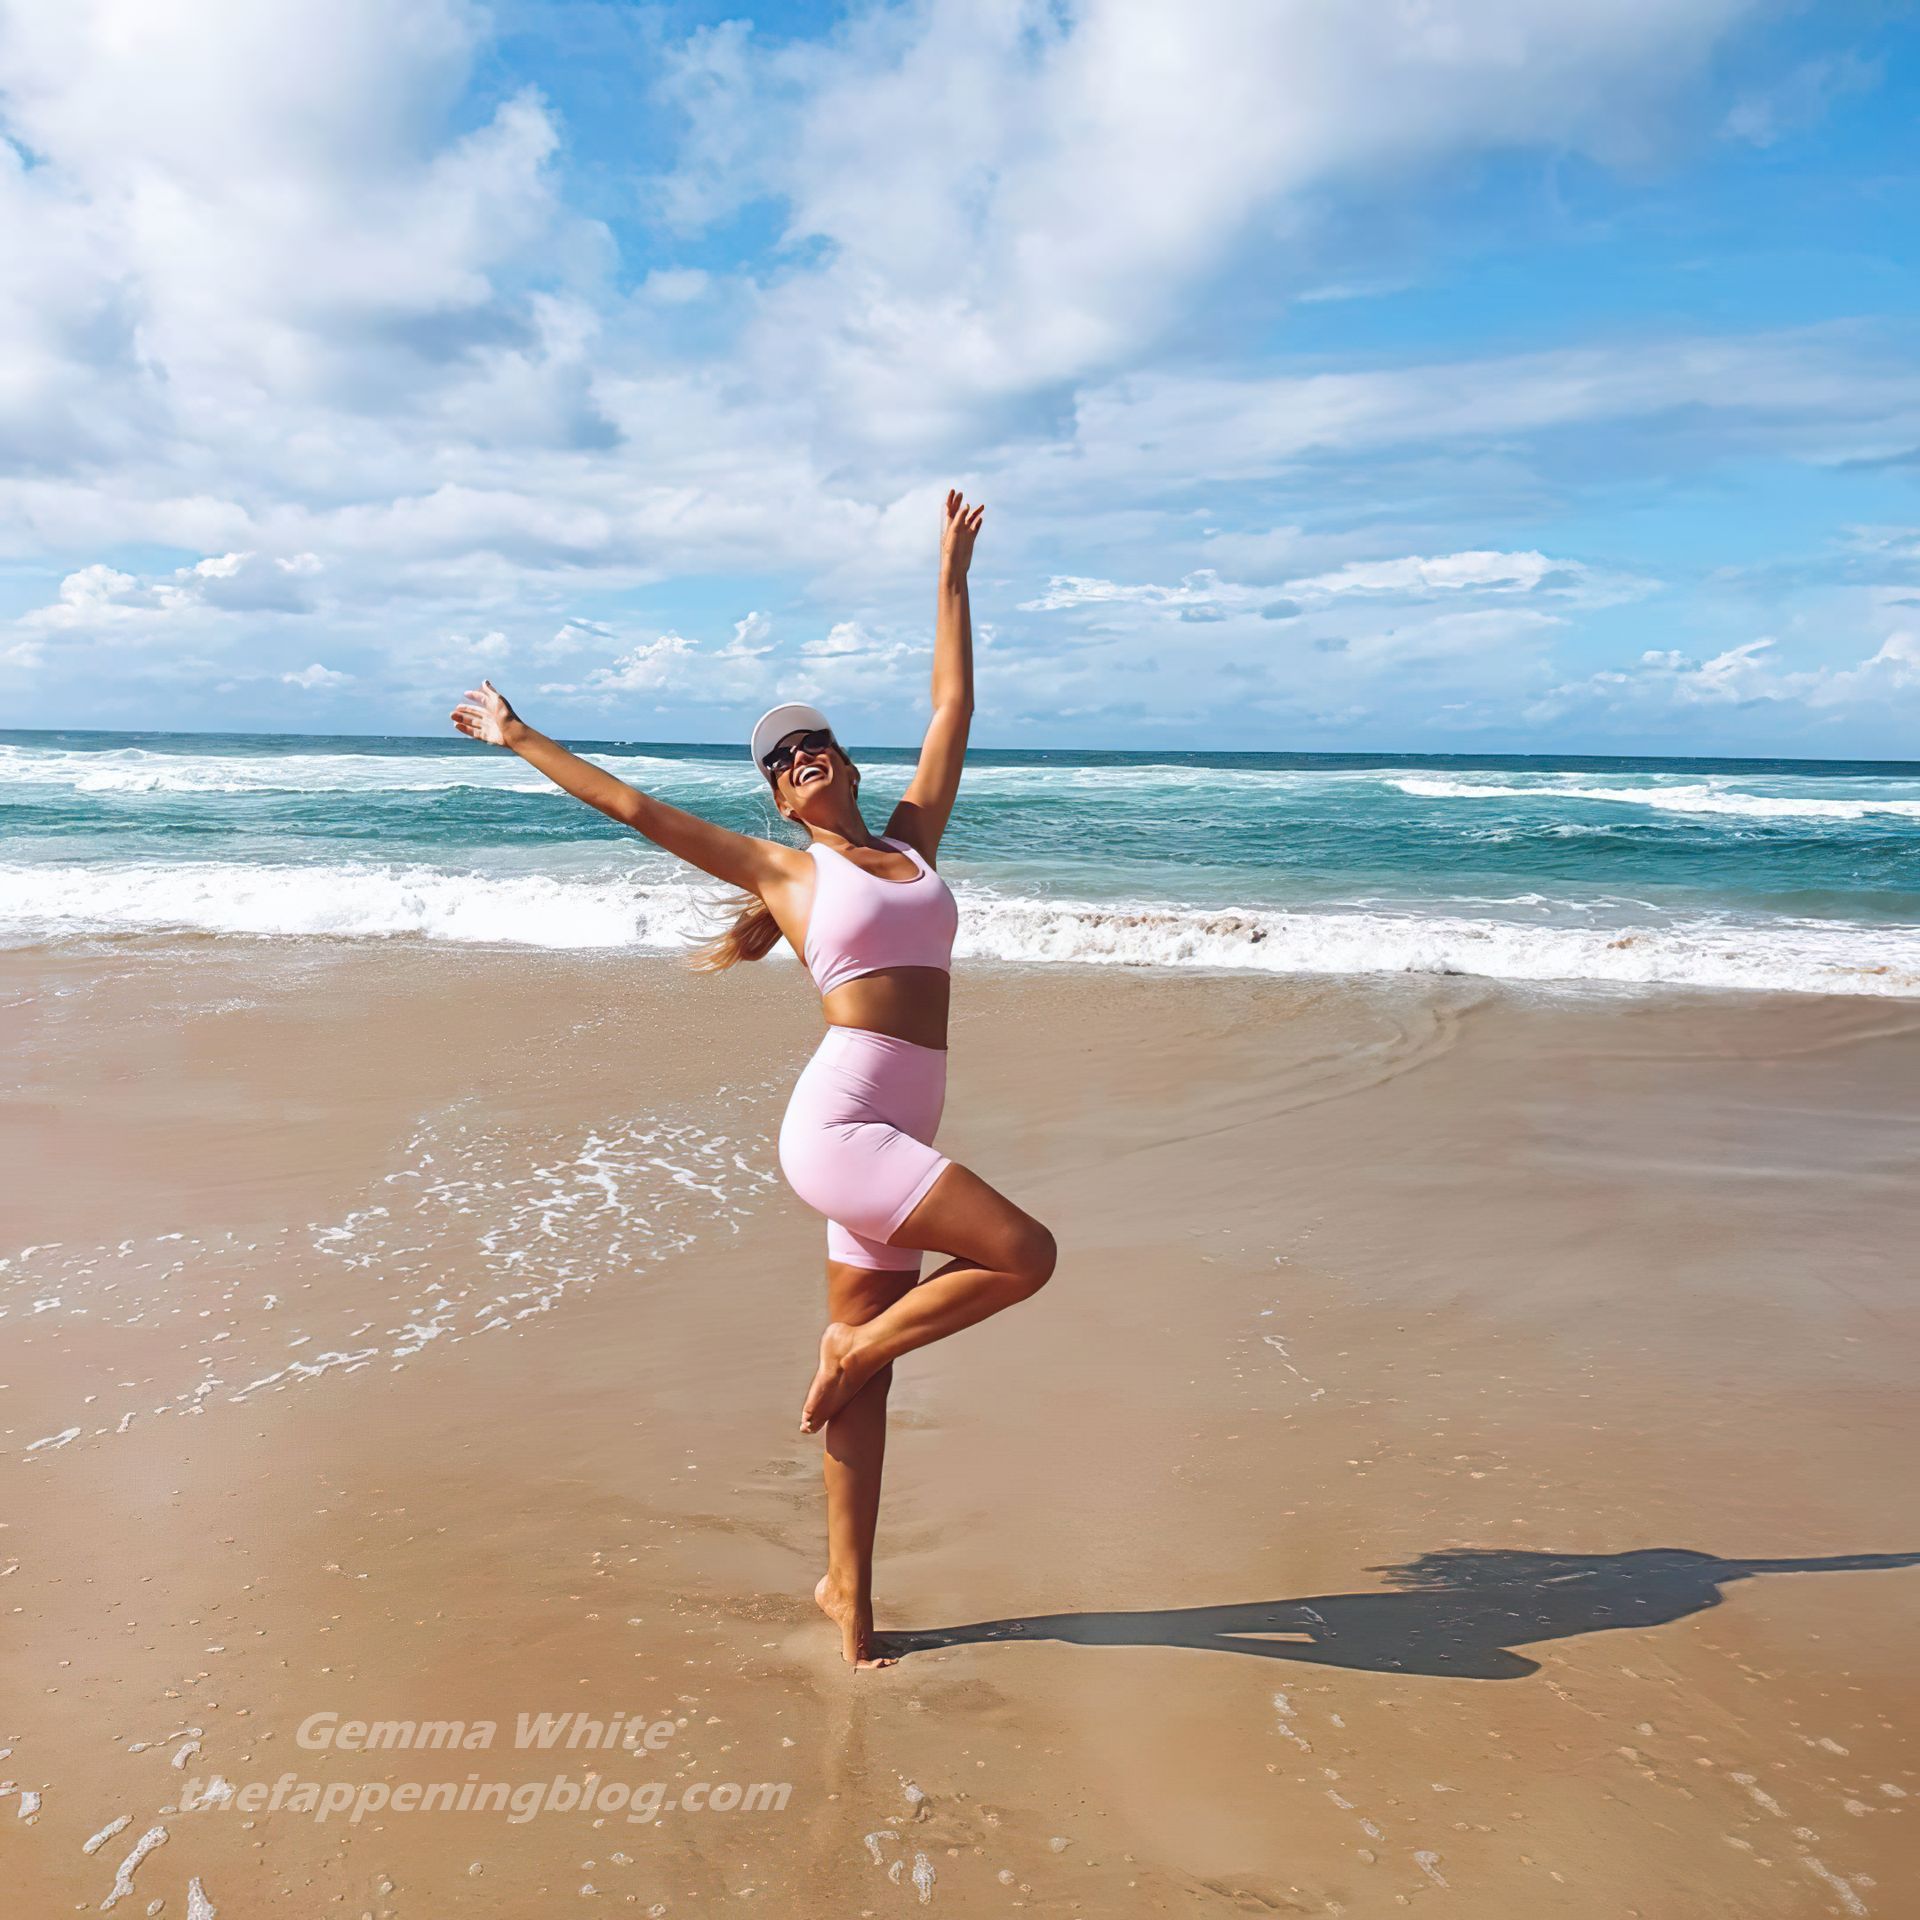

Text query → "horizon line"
[3,721,1920,773]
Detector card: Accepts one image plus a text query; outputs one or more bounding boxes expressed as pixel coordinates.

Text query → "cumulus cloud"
[282,662,351,689]
[0,1,585,450]
[2,0,1913,748]
[8,550,323,651]
[726,610,774,655]
[541,614,796,705]
[569,632,701,695]
[1533,631,1920,726]
[652,0,1763,435]
[0,0,1795,592]
[773,620,926,713]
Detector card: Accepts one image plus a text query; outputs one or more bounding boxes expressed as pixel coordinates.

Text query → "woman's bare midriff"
[821,966,950,1050]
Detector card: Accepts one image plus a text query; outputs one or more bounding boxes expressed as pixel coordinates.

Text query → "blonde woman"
[452,492,1054,1666]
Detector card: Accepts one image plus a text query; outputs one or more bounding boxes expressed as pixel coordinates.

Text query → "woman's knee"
[1007,1218,1056,1296]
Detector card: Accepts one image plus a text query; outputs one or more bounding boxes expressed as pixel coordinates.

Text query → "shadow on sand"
[893,1548,1920,1679]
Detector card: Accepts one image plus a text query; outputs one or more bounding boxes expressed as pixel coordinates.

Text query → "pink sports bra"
[802,834,959,997]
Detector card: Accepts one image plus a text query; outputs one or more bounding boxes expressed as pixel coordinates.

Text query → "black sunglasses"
[761,727,836,778]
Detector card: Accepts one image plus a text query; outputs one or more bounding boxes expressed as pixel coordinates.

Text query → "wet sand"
[2,941,1917,1915]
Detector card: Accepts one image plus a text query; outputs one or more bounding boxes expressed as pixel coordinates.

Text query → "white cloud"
[1058,332,1920,485]
[655,0,1762,436]
[1018,551,1645,622]
[0,0,610,581]
[1670,638,1783,705]
[9,551,323,650]
[541,618,796,704]
[725,610,774,655]
[803,620,874,658]
[778,620,925,712]
[34,564,140,628]
[1801,632,1920,709]
[1291,551,1563,596]
[282,662,351,689]
[638,266,712,306]
[429,628,510,667]
[1533,630,1920,725]
[0,0,1907,750]
[1020,570,1252,613]
[1286,549,1656,610]
[539,618,613,658]
[575,632,700,694]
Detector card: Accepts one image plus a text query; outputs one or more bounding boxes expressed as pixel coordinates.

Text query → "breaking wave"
[3,860,1916,997]
[1389,775,1920,822]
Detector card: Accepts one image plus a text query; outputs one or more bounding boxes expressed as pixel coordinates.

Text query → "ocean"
[4,728,1919,996]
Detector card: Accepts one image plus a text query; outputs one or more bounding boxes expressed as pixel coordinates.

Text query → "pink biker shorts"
[778,1027,951,1272]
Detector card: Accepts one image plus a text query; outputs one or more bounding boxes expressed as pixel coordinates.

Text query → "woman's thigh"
[885,1161,1052,1270]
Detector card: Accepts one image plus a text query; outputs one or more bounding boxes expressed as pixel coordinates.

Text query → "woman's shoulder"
[879,821,939,867]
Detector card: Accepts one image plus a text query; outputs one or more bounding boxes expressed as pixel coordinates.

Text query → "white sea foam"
[951,896,1920,996]
[12,742,1920,831]
[2,859,1916,995]
[100,1825,167,1910]
[0,860,715,949]
[4,1101,781,1453]
[1390,774,1920,821]
[0,741,1324,797]
[0,743,695,797]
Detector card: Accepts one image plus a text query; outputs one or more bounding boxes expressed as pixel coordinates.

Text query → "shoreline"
[9,907,1920,1002]
[3,942,1917,1913]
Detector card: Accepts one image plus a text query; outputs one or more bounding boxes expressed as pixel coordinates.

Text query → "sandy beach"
[3,942,1917,1915]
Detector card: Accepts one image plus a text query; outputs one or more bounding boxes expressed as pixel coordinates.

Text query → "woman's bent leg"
[816,1261,916,1668]
[800,1164,1055,1433]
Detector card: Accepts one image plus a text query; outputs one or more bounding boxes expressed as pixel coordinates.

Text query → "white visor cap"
[749,702,834,774]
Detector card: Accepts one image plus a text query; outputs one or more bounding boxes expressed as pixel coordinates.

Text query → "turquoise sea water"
[4,729,1919,995]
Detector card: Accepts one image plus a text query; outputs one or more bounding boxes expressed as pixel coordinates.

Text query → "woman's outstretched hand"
[450,679,521,748]
[940,489,985,579]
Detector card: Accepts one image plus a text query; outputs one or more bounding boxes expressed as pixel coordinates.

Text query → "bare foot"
[800,1322,875,1433]
[814,1574,899,1669]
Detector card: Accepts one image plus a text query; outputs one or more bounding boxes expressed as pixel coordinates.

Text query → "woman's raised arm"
[451,681,799,895]
[887,489,982,861]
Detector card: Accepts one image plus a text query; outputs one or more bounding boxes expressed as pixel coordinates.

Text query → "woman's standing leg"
[815,1261,918,1668]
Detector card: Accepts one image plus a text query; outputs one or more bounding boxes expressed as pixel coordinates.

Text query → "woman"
[450,490,1055,1667]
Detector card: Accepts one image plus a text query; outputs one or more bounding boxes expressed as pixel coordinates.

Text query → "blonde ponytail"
[691,750,857,970]
[689,890,785,971]
[689,795,803,971]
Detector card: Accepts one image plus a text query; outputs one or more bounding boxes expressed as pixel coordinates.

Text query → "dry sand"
[2,940,1916,1915]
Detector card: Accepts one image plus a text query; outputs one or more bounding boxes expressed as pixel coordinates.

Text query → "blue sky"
[3,0,1918,755]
